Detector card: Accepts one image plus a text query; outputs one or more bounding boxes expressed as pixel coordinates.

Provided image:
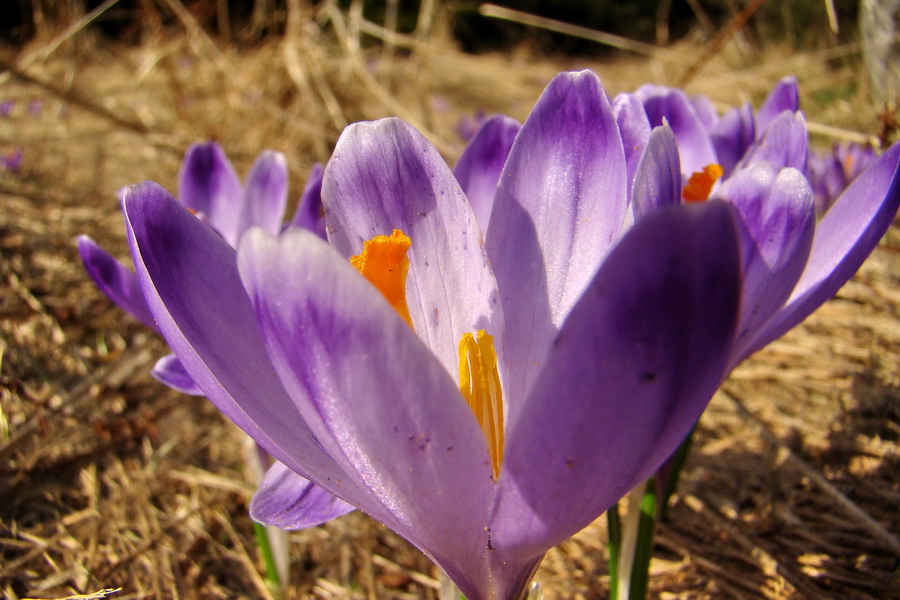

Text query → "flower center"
[351,231,506,479]
[350,229,413,328]
[458,330,504,480]
[682,163,724,203]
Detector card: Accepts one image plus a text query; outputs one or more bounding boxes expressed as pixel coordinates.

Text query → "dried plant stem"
[676,0,770,86]
[478,3,688,63]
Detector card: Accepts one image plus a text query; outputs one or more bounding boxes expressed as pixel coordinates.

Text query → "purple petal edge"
[78,235,159,332]
[251,461,356,530]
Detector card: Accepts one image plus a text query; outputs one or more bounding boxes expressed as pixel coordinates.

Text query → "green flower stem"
[659,426,696,519]
[253,521,283,596]
[607,503,622,598]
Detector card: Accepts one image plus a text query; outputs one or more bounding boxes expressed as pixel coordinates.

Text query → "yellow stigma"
[458,330,504,480]
[682,163,724,203]
[350,229,413,328]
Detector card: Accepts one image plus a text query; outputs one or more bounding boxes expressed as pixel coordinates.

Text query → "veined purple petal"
[757,76,799,135]
[453,114,521,234]
[239,150,288,237]
[632,124,681,221]
[77,235,159,332]
[251,461,356,530]
[710,103,755,176]
[636,84,718,178]
[289,162,326,238]
[612,92,651,203]
[123,182,378,517]
[487,70,627,411]
[742,142,900,357]
[178,142,243,246]
[494,200,741,561]
[713,164,815,364]
[736,110,808,173]
[151,353,204,395]
[238,227,495,593]
[322,117,502,380]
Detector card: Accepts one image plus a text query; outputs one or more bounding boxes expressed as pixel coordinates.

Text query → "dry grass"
[1,3,898,599]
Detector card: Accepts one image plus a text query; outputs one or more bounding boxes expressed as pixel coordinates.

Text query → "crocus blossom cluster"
[95,69,898,599]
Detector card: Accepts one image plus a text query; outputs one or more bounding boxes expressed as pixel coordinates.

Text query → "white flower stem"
[616,479,647,600]
[438,568,464,600]
[608,478,657,600]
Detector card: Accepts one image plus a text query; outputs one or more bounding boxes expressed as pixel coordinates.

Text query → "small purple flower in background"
[78,143,352,534]
[28,99,42,117]
[807,142,877,215]
[1,149,23,172]
[0,101,14,117]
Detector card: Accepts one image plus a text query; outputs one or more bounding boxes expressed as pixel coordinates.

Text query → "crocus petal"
[322,117,502,379]
[710,103,755,176]
[238,227,495,593]
[636,84,718,178]
[742,142,900,357]
[251,461,356,530]
[691,93,719,130]
[756,76,800,135]
[632,124,681,221]
[494,200,741,561]
[239,150,288,237]
[151,353,204,395]
[612,92,651,202]
[77,235,159,332]
[123,182,377,514]
[713,164,815,364]
[453,114,521,234]
[289,162,326,238]
[736,110,808,173]
[487,69,627,408]
[178,142,243,246]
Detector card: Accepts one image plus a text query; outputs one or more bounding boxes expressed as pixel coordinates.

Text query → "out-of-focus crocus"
[78,143,353,532]
[1,149,23,172]
[116,69,899,599]
[0,101,14,117]
[807,142,878,215]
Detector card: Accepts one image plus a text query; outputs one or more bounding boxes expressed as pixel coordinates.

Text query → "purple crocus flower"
[622,76,899,372]
[79,142,322,393]
[632,77,803,181]
[115,70,899,599]
[0,101,14,117]
[807,142,878,215]
[79,143,353,529]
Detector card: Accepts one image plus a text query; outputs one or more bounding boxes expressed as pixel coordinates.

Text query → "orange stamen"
[458,330,504,479]
[682,163,724,203]
[350,229,413,328]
